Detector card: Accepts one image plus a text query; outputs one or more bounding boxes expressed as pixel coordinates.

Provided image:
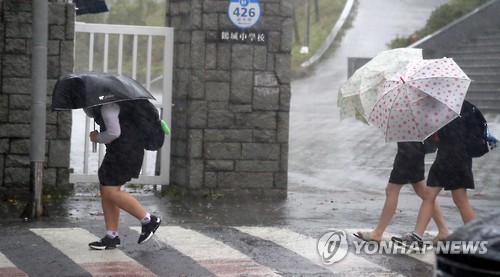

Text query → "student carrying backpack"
[461,100,495,158]
[119,99,169,151]
[425,100,496,158]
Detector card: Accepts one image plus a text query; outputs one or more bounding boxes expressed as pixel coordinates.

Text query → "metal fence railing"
[70,22,174,185]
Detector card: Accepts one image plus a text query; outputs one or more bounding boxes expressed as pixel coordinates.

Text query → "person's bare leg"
[100,186,121,231]
[451,188,475,224]
[412,181,450,239]
[100,185,147,224]
[362,183,403,241]
[413,186,442,236]
[430,201,450,239]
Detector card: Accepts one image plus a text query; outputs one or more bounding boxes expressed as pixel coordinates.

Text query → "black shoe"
[89,236,121,250]
[391,232,424,250]
[138,215,161,244]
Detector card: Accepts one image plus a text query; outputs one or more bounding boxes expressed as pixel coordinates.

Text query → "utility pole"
[29,0,49,218]
[300,0,310,54]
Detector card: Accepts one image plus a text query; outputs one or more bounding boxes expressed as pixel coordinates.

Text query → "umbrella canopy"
[369,57,471,142]
[52,72,155,110]
[337,48,423,123]
[74,0,109,16]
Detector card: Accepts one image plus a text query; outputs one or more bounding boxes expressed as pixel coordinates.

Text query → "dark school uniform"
[427,115,474,190]
[92,103,144,186]
[389,141,426,185]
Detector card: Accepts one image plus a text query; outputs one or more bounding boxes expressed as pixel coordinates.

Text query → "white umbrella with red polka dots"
[369,57,471,143]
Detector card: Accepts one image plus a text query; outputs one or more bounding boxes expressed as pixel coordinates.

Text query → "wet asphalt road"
[2,0,500,276]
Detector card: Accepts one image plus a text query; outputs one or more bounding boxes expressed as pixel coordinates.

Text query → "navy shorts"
[98,145,144,186]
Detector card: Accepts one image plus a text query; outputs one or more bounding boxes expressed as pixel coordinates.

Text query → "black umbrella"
[74,0,109,16]
[52,72,156,110]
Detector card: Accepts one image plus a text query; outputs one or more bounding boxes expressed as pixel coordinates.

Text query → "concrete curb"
[300,0,355,68]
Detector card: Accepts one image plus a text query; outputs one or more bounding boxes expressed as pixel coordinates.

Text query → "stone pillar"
[0,0,74,200]
[168,0,293,194]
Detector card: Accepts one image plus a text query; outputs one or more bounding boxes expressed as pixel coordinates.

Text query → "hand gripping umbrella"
[369,58,471,142]
[52,72,156,110]
[337,48,423,123]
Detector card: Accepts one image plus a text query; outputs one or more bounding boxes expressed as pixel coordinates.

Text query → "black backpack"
[123,100,166,151]
[461,100,489,158]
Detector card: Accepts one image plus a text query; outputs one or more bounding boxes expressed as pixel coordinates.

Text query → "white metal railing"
[70,22,173,185]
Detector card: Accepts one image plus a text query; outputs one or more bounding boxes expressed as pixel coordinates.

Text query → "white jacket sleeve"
[96,103,121,144]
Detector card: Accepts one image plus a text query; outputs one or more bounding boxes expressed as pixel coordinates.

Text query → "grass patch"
[291,0,348,72]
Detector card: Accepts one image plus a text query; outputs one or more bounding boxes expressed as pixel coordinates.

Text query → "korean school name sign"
[219,0,266,45]
[218,29,267,45]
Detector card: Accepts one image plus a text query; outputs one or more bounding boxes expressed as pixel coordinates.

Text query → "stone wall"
[168,0,293,193]
[0,0,74,200]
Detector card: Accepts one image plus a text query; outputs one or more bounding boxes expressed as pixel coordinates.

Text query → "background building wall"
[168,0,293,193]
[0,0,74,200]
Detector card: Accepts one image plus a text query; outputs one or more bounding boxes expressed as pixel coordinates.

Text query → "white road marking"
[0,252,17,268]
[131,226,281,276]
[236,226,392,275]
[31,228,156,276]
[0,252,28,277]
[0,226,436,276]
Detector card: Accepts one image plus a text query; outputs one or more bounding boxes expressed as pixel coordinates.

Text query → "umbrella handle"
[92,121,97,153]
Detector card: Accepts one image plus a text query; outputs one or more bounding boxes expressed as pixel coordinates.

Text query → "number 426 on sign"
[227,0,262,29]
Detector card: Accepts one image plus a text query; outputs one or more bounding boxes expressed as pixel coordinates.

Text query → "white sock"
[106,230,118,238]
[141,213,151,225]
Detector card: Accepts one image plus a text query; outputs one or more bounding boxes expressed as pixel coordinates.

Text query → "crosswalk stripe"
[235,226,390,275]
[408,248,436,265]
[0,226,436,276]
[30,228,156,276]
[131,226,281,276]
[0,252,27,277]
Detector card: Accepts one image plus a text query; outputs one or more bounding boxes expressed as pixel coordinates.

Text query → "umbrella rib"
[408,76,470,112]
[384,89,401,142]
[408,99,424,141]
